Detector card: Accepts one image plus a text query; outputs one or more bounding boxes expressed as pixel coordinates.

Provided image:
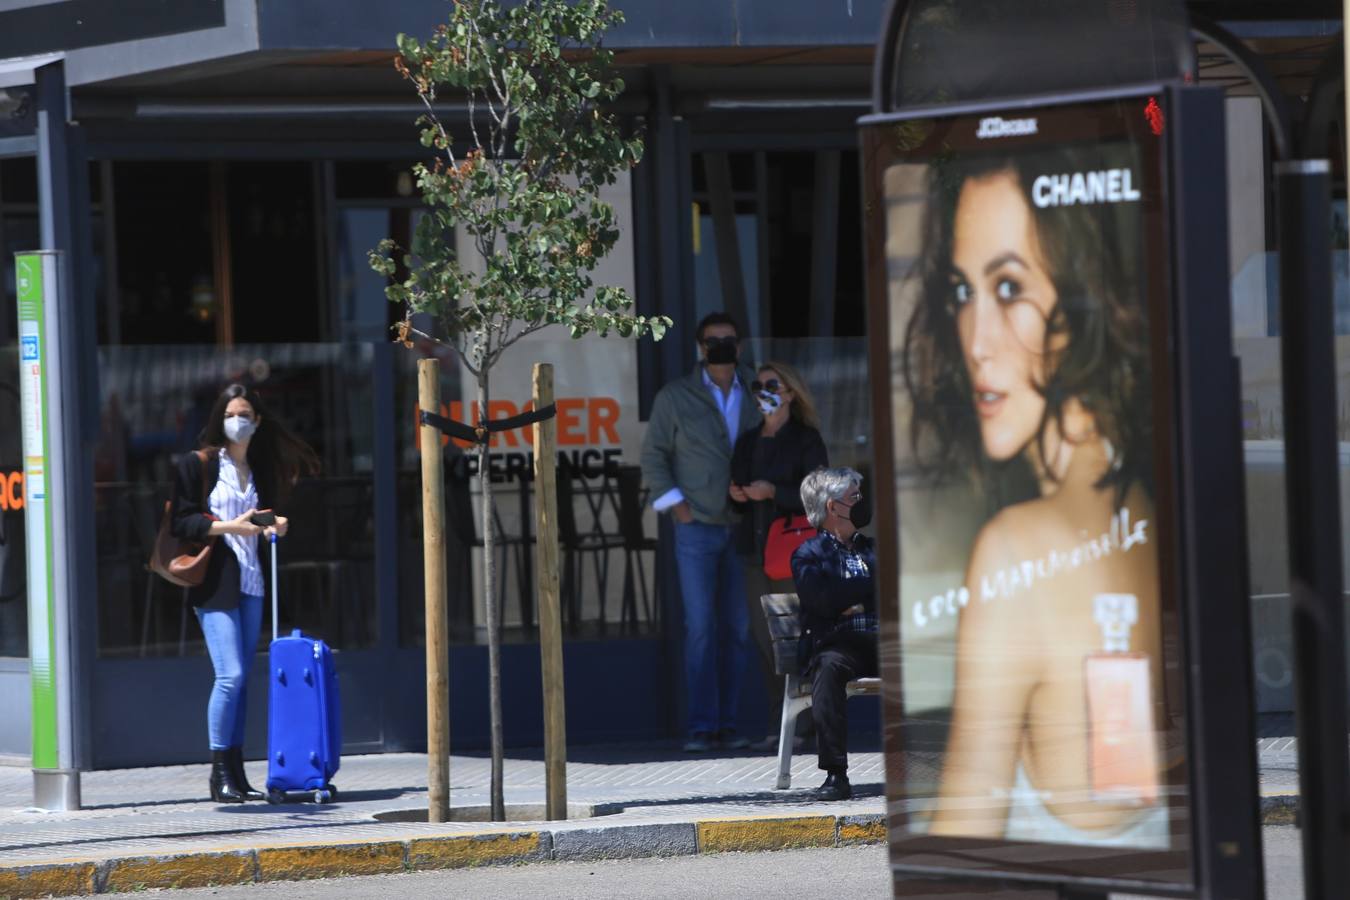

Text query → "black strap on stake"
[419,403,557,445]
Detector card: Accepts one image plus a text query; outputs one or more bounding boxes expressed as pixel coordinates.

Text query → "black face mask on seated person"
[847,495,872,530]
[704,336,739,366]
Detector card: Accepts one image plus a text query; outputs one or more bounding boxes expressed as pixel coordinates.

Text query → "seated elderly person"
[790,467,877,801]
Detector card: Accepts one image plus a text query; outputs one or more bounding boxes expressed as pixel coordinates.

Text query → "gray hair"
[800,467,863,529]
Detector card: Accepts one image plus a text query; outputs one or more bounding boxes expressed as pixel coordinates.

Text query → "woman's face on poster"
[949,170,1063,463]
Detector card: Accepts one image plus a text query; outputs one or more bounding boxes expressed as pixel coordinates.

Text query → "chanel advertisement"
[870,99,1187,860]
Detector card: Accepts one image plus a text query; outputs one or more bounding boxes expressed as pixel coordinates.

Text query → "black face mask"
[704,337,739,366]
[838,495,872,530]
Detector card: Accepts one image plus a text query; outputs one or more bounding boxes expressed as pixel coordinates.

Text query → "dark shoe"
[209,750,246,803]
[683,732,714,753]
[813,771,852,801]
[226,747,264,801]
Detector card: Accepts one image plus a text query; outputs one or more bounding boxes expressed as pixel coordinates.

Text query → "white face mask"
[756,391,782,417]
[224,415,257,444]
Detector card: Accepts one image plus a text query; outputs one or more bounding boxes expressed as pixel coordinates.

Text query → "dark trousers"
[808,633,877,773]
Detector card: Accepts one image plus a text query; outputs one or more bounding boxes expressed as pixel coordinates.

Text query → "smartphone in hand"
[250,509,277,527]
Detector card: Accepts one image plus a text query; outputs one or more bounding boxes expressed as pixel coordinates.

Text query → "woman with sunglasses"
[172,383,319,803]
[729,361,828,752]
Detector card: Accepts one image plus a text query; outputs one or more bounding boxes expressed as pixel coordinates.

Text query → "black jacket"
[170,449,275,611]
[729,418,828,559]
[790,531,877,657]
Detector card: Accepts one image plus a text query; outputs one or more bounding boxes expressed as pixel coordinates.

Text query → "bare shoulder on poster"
[1032,169,1141,208]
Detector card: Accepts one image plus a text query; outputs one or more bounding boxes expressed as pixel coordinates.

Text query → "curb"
[0,812,887,898]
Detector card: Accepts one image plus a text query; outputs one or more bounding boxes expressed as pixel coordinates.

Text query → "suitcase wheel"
[266,789,286,805]
[313,789,332,804]
[326,783,338,800]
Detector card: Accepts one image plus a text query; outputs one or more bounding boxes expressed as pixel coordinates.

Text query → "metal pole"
[533,363,567,821]
[419,359,451,823]
[1275,158,1350,900]
[1171,86,1266,900]
[27,58,82,811]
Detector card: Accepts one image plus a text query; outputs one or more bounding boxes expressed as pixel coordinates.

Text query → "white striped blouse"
[210,448,265,598]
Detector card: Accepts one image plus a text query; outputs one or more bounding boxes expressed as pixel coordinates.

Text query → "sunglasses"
[751,379,785,393]
[702,335,737,347]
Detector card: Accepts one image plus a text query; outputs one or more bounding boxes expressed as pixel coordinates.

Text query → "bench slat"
[760,593,799,617]
[766,614,800,640]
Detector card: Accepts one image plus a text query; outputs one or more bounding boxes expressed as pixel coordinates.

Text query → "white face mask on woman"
[224,415,257,444]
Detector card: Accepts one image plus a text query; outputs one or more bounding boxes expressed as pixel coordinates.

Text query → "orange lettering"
[4,471,21,511]
[588,397,620,445]
[556,398,585,446]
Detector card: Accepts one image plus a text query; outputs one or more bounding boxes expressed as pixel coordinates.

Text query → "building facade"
[0,0,1341,767]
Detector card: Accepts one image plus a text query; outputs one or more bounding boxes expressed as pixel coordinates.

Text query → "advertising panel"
[862,95,1191,885]
[15,251,59,770]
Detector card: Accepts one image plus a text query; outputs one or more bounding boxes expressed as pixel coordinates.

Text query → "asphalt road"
[79,827,1304,899]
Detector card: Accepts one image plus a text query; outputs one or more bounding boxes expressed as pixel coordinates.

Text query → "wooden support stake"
[533,362,567,820]
[419,358,450,823]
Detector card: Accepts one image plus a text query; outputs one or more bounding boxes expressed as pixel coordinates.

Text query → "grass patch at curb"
[697,816,837,853]
[101,853,255,893]
[257,842,406,882]
[0,862,96,899]
[409,832,546,869]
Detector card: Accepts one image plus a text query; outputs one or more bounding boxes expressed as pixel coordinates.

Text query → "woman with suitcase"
[171,383,319,803]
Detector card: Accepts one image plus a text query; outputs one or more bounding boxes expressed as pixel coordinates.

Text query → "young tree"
[371,0,669,821]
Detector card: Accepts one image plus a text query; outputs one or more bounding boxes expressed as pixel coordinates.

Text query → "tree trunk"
[478,371,506,821]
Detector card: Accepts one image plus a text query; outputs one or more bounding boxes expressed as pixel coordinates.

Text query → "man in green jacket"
[641,312,761,752]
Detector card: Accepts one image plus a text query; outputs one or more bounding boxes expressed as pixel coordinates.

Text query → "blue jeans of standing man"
[195,594,264,750]
[673,521,749,737]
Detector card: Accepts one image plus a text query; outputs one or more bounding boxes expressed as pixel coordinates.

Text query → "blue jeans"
[673,521,749,737]
[195,594,264,750]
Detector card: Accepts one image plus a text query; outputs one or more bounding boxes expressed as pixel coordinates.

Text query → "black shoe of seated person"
[814,770,851,801]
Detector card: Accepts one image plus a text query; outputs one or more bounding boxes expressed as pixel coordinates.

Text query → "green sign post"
[16,250,79,810]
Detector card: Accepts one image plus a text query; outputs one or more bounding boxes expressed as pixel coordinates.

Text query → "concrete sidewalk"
[0,737,1303,898]
[0,742,888,898]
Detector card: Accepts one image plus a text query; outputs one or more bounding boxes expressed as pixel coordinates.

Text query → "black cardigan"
[729,418,829,559]
[170,449,275,611]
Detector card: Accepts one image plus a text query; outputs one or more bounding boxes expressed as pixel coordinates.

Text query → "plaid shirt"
[829,532,878,635]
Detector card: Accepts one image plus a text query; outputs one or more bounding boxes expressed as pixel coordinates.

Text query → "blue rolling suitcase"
[264,534,341,804]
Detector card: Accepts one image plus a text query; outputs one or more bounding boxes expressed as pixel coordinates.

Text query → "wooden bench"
[760,592,881,789]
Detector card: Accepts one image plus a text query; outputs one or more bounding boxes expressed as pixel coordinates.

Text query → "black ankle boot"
[226,747,264,801]
[209,750,246,803]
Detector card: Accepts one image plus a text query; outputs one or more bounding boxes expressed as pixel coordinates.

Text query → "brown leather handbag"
[148,450,216,588]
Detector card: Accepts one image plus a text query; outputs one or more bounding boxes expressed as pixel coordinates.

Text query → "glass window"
[94,343,378,657]
[111,162,216,345]
[0,158,37,659]
[395,337,659,647]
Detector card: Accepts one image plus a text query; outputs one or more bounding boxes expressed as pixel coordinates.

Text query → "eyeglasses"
[838,492,862,505]
[751,379,784,393]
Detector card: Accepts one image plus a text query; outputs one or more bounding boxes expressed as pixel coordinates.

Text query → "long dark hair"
[198,383,320,505]
[903,145,1152,501]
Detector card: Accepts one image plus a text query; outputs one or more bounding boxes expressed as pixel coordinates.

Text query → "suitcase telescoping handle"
[270,532,279,642]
